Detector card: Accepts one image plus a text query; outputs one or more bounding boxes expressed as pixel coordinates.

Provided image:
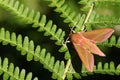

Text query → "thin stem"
[62,59,71,80]
[81,3,94,31]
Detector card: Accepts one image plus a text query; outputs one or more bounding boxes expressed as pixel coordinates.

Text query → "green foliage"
[0,27,66,80]
[0,0,120,80]
[46,0,86,32]
[0,57,38,80]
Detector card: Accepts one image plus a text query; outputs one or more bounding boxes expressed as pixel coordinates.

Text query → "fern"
[81,61,120,76]
[46,0,87,31]
[65,61,120,80]
[94,0,120,5]
[0,0,72,64]
[0,0,120,80]
[0,57,38,80]
[87,11,119,25]
[0,0,67,52]
[0,27,67,80]
[78,0,93,12]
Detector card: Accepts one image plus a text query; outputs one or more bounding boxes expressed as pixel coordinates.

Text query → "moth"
[70,28,114,72]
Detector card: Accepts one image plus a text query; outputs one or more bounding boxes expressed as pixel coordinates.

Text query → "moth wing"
[83,38,105,56]
[72,43,94,72]
[81,28,114,43]
[71,33,105,56]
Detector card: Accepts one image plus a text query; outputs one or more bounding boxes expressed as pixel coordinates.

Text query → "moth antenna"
[64,26,75,44]
[64,36,70,44]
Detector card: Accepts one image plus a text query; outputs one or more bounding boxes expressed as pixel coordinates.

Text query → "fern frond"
[0,57,38,80]
[87,11,119,25]
[46,0,86,31]
[0,27,67,80]
[0,0,66,49]
[81,61,120,76]
[78,0,93,12]
[66,61,120,79]
[94,0,120,6]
